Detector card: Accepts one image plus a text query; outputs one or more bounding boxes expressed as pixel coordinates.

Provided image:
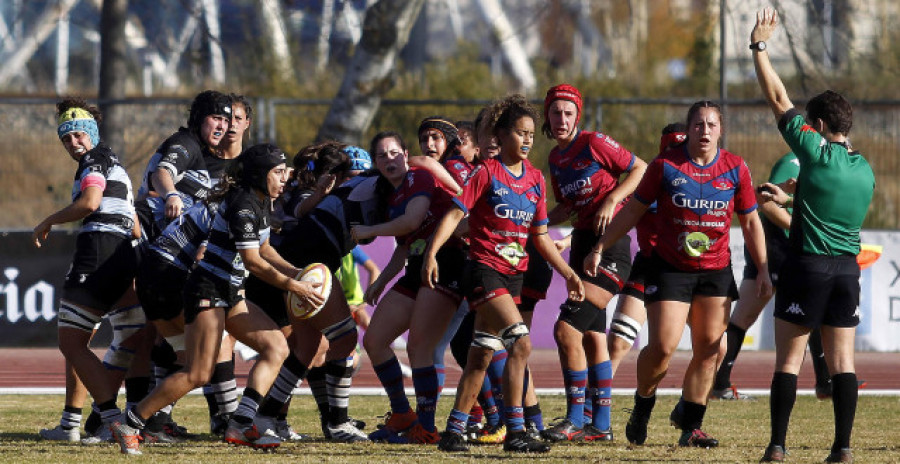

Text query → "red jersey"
[634,146,757,271]
[454,158,549,274]
[443,154,475,186]
[549,131,636,230]
[388,168,456,255]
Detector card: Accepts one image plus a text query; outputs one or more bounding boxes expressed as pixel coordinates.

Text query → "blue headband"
[58,118,100,148]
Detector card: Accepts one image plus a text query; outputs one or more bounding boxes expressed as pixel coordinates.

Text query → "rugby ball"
[287,263,332,319]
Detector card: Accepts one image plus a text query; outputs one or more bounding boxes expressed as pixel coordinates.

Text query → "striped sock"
[412,365,440,432]
[203,360,238,417]
[325,357,354,425]
[446,408,469,435]
[504,405,525,432]
[260,355,308,417]
[564,368,587,427]
[60,406,82,430]
[232,388,262,425]
[373,357,412,413]
[589,361,612,431]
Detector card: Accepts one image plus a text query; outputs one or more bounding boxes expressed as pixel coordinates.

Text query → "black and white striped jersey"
[71,143,135,238]
[196,188,270,288]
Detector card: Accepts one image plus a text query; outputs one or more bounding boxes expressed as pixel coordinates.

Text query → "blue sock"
[435,362,445,398]
[564,369,587,427]
[486,350,507,413]
[446,408,468,435]
[583,396,594,424]
[412,365,439,432]
[479,373,501,426]
[504,405,525,433]
[373,357,411,413]
[589,361,612,431]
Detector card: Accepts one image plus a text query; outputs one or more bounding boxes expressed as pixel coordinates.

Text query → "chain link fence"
[5,96,899,230]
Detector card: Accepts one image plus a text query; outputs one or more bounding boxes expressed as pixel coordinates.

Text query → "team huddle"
[32,9,873,462]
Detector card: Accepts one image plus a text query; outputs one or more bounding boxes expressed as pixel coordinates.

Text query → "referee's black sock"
[808,329,832,388]
[769,372,797,448]
[714,323,747,390]
[830,372,858,453]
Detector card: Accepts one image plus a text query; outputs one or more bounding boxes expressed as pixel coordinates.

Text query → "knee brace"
[57,301,102,333]
[471,331,504,351]
[108,304,147,345]
[500,322,529,349]
[610,312,642,345]
[102,304,147,370]
[322,316,357,342]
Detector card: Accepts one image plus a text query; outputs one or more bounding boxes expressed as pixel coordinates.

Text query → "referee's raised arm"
[751,7,793,120]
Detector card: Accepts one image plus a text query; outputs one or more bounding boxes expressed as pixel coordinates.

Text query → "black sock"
[125,377,151,404]
[831,372,858,452]
[769,372,797,448]
[85,410,102,435]
[714,323,747,390]
[680,400,707,431]
[634,391,656,417]
[808,329,831,387]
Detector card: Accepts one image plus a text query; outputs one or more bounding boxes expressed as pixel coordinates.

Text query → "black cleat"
[437,431,468,452]
[678,428,719,448]
[540,419,584,442]
[625,408,651,445]
[582,424,613,442]
[503,430,551,453]
[824,447,853,463]
[760,444,786,462]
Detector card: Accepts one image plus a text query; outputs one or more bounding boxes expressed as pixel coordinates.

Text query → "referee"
[752,8,875,463]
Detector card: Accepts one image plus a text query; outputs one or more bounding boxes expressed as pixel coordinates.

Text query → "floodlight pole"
[720,0,727,147]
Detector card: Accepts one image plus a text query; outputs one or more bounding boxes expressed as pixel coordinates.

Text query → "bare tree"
[99,0,128,158]
[0,0,80,88]
[316,0,425,144]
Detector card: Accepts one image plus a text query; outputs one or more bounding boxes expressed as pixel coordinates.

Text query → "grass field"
[2,394,899,463]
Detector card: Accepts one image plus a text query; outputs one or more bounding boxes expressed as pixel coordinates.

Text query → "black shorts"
[393,246,466,304]
[621,252,651,301]
[245,274,290,328]
[520,238,552,312]
[742,241,788,285]
[463,261,523,309]
[644,253,739,304]
[135,252,188,321]
[62,232,136,312]
[182,269,244,324]
[774,254,860,328]
[570,228,632,294]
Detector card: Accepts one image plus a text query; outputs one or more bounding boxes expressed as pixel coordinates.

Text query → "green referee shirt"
[778,109,875,256]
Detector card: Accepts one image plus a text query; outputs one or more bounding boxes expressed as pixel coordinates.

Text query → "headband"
[57,107,100,147]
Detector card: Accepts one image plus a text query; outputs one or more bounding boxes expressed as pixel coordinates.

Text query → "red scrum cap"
[544,84,583,126]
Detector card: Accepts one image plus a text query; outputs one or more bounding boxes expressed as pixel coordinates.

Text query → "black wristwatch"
[750,41,767,51]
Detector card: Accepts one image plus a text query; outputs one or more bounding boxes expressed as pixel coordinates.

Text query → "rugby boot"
[678,428,719,448]
[582,424,614,442]
[503,430,551,453]
[540,418,584,442]
[438,431,468,452]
